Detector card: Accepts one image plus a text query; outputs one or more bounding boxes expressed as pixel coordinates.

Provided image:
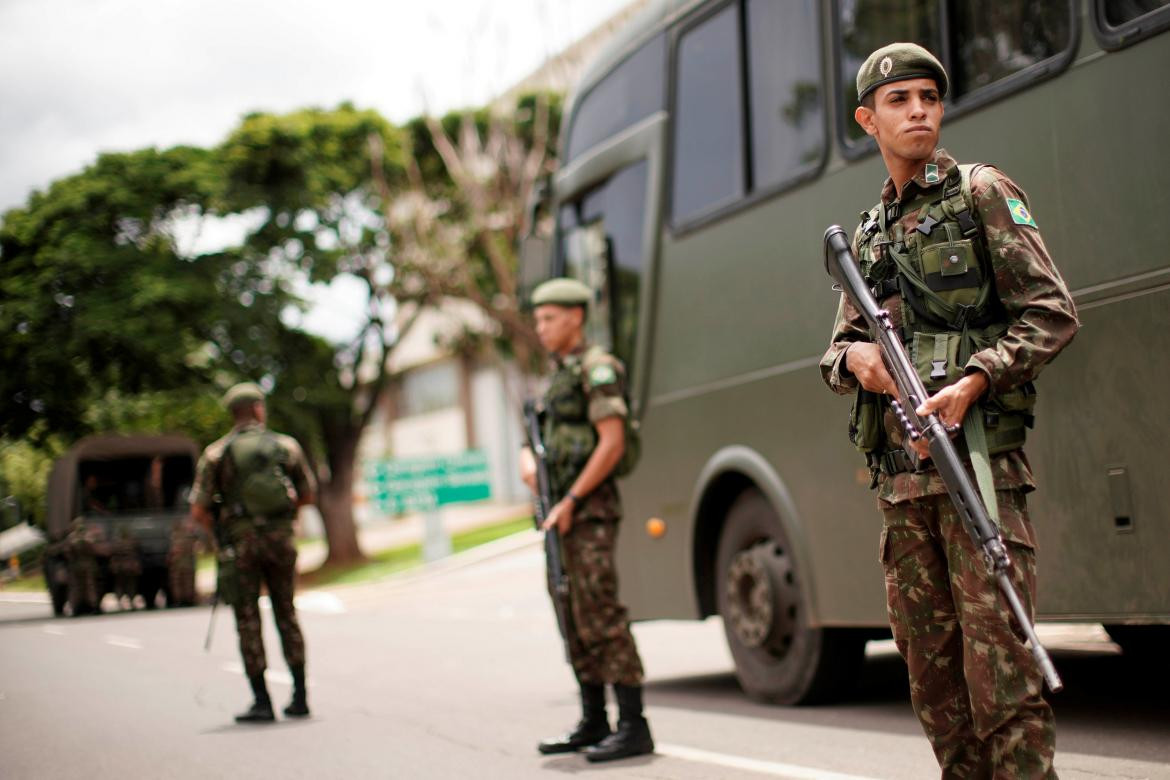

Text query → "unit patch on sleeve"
[1006,198,1038,228]
[589,364,617,387]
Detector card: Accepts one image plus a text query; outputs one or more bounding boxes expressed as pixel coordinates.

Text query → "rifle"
[204,587,218,651]
[823,225,1063,694]
[522,400,574,661]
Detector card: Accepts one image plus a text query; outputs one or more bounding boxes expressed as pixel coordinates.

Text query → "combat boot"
[283,664,310,718]
[583,684,653,762]
[537,682,611,754]
[235,674,275,723]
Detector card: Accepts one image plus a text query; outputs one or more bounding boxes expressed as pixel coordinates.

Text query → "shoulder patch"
[589,364,617,387]
[1006,198,1038,228]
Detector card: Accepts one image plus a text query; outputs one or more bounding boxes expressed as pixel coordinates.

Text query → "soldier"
[65,518,102,615]
[109,526,142,610]
[189,382,317,723]
[820,44,1078,777]
[167,519,199,607]
[520,278,654,763]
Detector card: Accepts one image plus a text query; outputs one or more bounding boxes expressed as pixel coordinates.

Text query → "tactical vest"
[218,428,297,531]
[542,346,640,499]
[850,164,1036,475]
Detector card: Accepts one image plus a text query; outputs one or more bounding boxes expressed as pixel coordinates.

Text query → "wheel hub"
[724,541,799,652]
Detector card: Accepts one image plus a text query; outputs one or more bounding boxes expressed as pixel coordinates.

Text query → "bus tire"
[715,488,863,705]
[1104,624,1169,660]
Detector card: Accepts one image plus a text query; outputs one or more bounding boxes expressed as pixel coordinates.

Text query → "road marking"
[104,635,142,649]
[42,625,66,636]
[256,593,346,615]
[220,662,293,687]
[658,743,886,780]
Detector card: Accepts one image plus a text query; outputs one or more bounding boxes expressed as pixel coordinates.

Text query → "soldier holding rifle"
[820,44,1078,777]
[520,278,653,763]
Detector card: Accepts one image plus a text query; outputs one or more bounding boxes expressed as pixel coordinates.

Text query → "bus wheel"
[1104,624,1169,660]
[715,488,863,705]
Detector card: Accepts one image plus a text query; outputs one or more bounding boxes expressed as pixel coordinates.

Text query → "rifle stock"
[824,225,1063,693]
[523,400,574,662]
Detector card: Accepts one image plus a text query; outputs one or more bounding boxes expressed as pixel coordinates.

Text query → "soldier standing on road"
[520,278,654,763]
[167,519,199,607]
[65,518,102,615]
[820,44,1078,777]
[109,526,142,610]
[189,382,317,723]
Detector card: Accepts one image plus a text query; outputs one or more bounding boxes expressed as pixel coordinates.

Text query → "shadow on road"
[645,647,1170,764]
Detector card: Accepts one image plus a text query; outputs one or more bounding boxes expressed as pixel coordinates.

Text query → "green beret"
[222,382,265,410]
[531,278,592,308]
[856,42,948,102]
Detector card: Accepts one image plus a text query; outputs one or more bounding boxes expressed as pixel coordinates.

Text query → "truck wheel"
[715,488,864,704]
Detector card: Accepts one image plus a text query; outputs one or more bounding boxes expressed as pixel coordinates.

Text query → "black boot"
[537,682,611,754]
[235,674,275,723]
[583,684,653,762]
[284,664,310,718]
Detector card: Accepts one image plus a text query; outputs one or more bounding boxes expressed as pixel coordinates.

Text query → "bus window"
[745,0,825,191]
[950,1,1072,95]
[1102,0,1170,25]
[837,0,940,145]
[1094,0,1170,48]
[837,0,1074,150]
[560,161,649,376]
[671,3,745,225]
[564,34,666,163]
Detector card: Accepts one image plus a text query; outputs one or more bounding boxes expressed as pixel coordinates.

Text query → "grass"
[298,514,533,588]
[0,572,49,592]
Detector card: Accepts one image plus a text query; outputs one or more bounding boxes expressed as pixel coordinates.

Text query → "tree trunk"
[317,422,366,567]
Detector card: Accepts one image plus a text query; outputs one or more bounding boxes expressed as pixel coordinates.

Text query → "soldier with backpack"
[520,278,653,763]
[819,44,1078,777]
[189,382,317,724]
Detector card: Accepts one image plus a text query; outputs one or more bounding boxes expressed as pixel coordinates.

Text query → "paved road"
[2,534,1168,779]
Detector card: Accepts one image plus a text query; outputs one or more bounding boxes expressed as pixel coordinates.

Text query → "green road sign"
[365,450,492,515]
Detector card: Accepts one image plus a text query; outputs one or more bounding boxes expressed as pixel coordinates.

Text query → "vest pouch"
[849,388,885,454]
[980,382,1036,454]
[918,238,981,312]
[911,331,962,392]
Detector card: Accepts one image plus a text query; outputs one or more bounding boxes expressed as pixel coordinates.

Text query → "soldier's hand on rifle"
[542,498,575,536]
[845,342,899,397]
[917,371,990,429]
[519,447,538,495]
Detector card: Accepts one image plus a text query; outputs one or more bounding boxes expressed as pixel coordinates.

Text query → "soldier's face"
[534,304,584,355]
[855,78,943,162]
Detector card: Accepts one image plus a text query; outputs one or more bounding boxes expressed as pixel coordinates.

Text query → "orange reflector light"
[646,518,666,539]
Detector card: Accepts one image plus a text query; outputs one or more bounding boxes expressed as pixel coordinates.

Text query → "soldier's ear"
[854,105,877,138]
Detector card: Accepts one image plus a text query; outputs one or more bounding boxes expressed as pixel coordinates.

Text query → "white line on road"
[42,625,66,636]
[104,635,142,649]
[255,592,346,615]
[658,743,887,780]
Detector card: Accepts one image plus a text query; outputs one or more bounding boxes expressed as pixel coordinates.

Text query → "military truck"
[42,434,199,615]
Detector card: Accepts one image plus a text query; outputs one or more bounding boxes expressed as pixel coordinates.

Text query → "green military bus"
[522,0,1170,703]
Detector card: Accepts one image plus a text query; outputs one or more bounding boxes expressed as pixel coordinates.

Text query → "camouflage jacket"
[819,148,1079,504]
[542,342,628,521]
[189,422,316,527]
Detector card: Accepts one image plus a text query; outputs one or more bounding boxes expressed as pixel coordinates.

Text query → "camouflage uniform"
[65,520,102,614]
[544,343,644,687]
[109,529,142,609]
[167,520,199,606]
[821,149,1078,778]
[189,422,316,680]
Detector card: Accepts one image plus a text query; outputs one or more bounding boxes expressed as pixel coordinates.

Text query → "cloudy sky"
[0,0,632,213]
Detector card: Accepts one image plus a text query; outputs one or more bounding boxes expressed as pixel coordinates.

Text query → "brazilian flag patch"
[589,364,617,387]
[1006,198,1038,228]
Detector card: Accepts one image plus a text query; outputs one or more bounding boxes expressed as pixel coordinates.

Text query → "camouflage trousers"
[556,517,644,687]
[879,489,1056,779]
[229,526,305,679]
[68,559,99,611]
